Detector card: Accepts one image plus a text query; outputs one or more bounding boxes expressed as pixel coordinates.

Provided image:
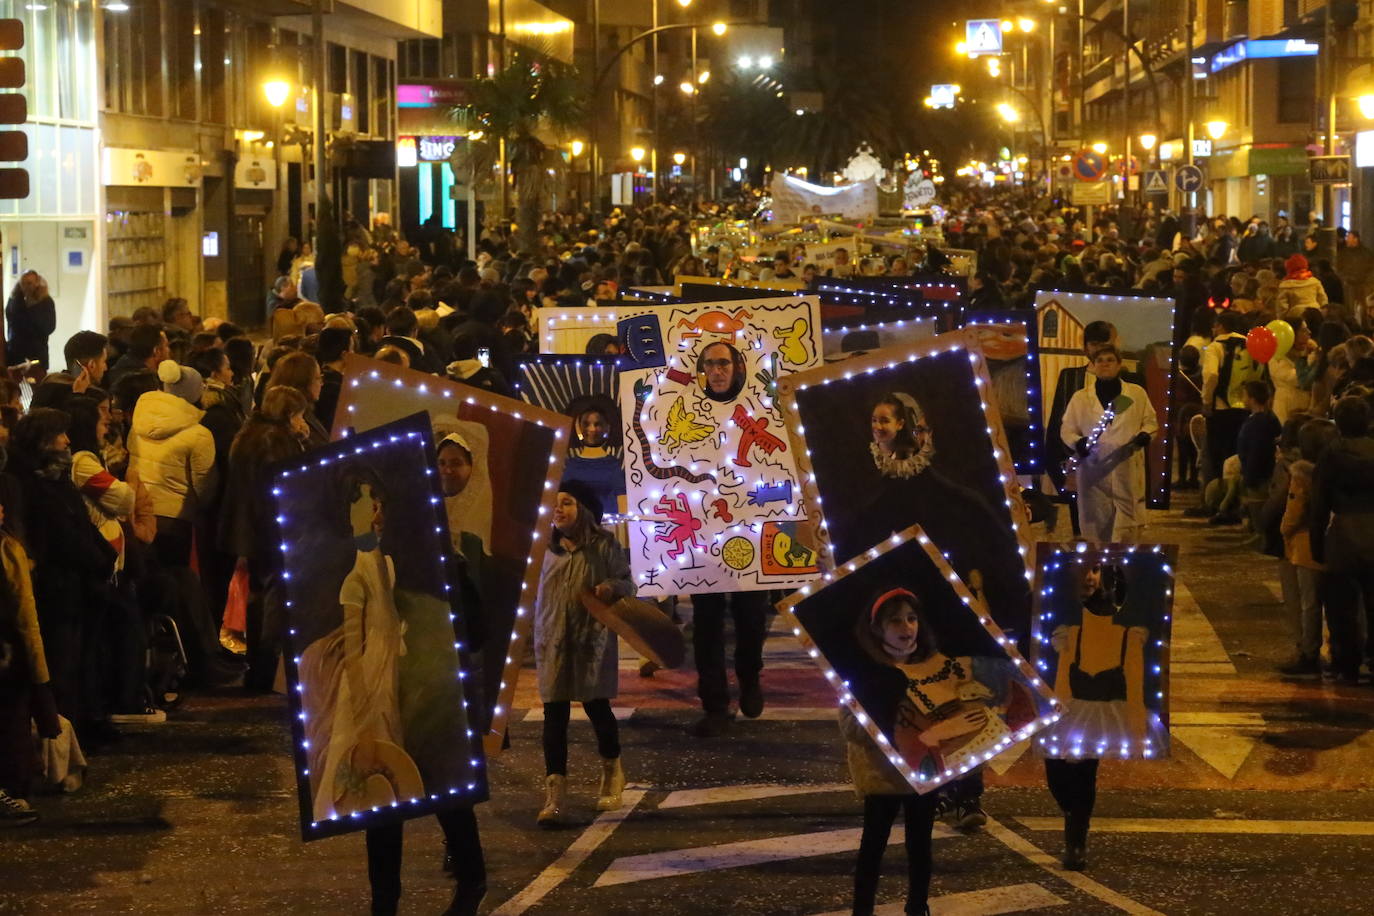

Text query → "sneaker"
[109,707,167,725]
[738,678,764,719]
[954,800,987,831]
[1276,655,1321,677]
[0,789,38,826]
[687,712,734,738]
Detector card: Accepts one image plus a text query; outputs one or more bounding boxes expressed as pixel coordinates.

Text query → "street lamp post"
[997,87,1050,195]
[589,20,730,210]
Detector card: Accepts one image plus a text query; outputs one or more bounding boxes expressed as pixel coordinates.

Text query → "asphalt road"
[4,497,1374,916]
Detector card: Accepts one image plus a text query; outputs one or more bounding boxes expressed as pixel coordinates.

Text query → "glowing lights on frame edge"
[271,421,488,839]
[963,310,1043,475]
[1035,289,1178,508]
[1031,543,1178,761]
[774,523,1062,793]
[333,356,571,755]
[776,328,1036,583]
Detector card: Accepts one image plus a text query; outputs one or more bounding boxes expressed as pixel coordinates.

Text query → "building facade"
[0,0,439,348]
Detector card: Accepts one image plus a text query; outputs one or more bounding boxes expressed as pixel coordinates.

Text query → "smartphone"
[477,347,490,368]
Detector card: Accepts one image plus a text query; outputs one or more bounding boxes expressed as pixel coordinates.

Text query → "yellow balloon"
[1266,319,1295,361]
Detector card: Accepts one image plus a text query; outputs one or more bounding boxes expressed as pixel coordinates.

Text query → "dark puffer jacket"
[1310,435,1374,570]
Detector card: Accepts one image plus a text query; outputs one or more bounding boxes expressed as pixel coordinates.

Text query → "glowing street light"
[1204,119,1228,140]
[1138,133,1158,151]
[1091,141,1108,154]
[630,147,645,163]
[758,55,774,69]
[996,102,1021,123]
[570,140,585,157]
[676,0,693,6]
[679,80,696,95]
[1018,18,1037,32]
[673,152,687,165]
[263,79,292,109]
[1359,94,1374,119]
[711,21,727,36]
[698,70,710,84]
[737,55,754,68]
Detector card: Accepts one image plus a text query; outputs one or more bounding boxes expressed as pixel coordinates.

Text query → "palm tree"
[452,51,585,253]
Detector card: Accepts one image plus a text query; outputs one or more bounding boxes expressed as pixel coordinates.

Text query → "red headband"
[870,588,918,624]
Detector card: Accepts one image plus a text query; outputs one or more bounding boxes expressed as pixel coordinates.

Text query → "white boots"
[596,757,626,811]
[537,774,566,827]
[537,758,626,825]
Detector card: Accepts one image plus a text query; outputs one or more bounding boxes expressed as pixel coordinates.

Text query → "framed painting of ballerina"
[777,525,1060,793]
[272,413,489,840]
[1030,542,1177,759]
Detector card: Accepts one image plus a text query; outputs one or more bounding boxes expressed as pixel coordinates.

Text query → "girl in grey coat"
[533,479,634,826]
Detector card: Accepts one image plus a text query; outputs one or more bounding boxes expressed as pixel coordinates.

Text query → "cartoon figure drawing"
[660,396,716,451]
[677,308,752,341]
[652,493,705,559]
[730,405,787,468]
[709,498,735,522]
[772,318,811,365]
[630,380,714,482]
[747,480,793,507]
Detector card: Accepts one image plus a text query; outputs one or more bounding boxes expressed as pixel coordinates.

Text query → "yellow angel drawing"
[659,395,715,451]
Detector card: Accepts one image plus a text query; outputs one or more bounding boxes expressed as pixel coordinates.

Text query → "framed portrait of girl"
[778,525,1059,793]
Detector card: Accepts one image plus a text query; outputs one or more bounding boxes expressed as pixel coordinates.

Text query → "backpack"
[1216,336,1268,409]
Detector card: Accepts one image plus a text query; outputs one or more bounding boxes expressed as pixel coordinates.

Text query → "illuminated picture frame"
[963,309,1043,474]
[620,296,824,596]
[330,353,569,755]
[776,524,1061,794]
[776,328,1035,635]
[534,305,641,355]
[1034,288,1178,509]
[272,413,489,841]
[1031,542,1177,760]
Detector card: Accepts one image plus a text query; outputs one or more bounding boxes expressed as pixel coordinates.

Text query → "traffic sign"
[1072,181,1112,206]
[1175,164,1205,192]
[1071,150,1108,181]
[1143,169,1169,194]
[965,19,1003,57]
[1309,154,1351,184]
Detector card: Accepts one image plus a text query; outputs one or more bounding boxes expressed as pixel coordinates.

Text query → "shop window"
[106,209,168,316]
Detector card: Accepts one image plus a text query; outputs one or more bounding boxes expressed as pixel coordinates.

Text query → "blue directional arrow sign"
[1175,164,1205,192]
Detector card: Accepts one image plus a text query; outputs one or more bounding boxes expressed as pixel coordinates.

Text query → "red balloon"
[1246,326,1278,364]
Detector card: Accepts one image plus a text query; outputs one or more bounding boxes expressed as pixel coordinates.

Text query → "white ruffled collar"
[870,440,935,478]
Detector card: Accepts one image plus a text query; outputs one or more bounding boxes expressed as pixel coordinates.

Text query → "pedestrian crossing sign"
[1143,169,1168,194]
[965,19,1003,57]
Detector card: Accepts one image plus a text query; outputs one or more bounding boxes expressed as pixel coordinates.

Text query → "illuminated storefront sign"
[1210,38,1319,73]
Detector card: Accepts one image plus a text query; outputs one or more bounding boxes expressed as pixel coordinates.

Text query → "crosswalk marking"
[809,882,1067,916]
[1015,816,1374,836]
[490,789,647,915]
[593,824,960,887]
[658,783,849,810]
[984,818,1165,916]
[521,706,636,722]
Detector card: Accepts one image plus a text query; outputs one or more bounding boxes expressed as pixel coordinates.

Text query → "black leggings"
[1044,758,1100,841]
[365,807,485,911]
[542,699,620,776]
[852,793,938,916]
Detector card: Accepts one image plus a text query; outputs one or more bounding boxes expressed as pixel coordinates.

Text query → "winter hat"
[158,360,204,405]
[1284,253,1310,278]
[557,477,604,524]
